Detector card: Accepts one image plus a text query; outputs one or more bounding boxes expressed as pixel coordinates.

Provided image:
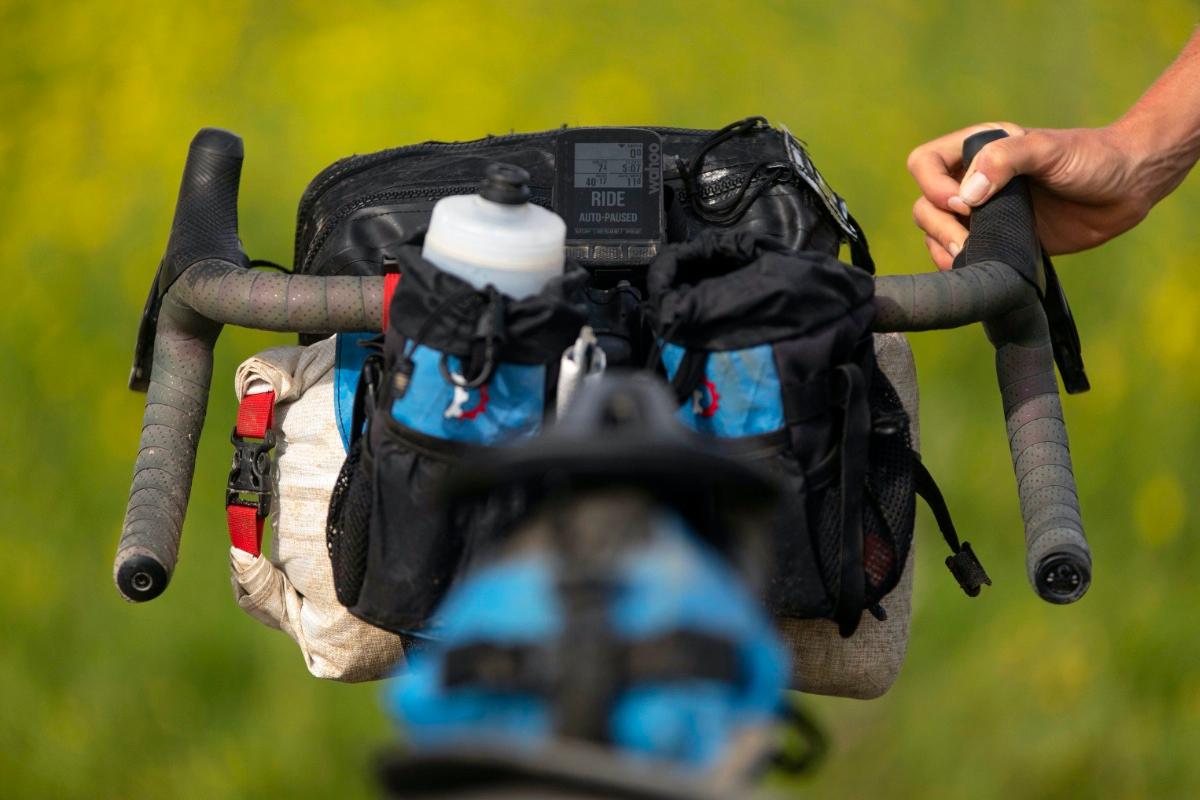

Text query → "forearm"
[1112,28,1200,204]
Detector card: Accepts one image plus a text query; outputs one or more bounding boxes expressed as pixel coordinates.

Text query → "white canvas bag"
[229,335,405,682]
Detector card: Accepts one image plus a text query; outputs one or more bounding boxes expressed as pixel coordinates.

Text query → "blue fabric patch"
[390,346,545,445]
[660,342,785,437]
[334,332,375,453]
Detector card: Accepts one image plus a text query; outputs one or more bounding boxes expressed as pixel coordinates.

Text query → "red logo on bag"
[445,382,490,421]
[691,378,720,419]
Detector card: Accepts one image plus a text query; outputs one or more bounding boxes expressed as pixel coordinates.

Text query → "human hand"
[907,122,1153,269]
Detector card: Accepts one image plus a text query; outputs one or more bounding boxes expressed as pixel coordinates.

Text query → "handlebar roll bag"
[229,335,406,681]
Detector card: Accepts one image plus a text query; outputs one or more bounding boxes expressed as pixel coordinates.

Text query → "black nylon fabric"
[387,248,590,365]
[337,252,587,634]
[351,423,528,632]
[645,229,875,352]
[293,124,849,280]
[645,231,911,633]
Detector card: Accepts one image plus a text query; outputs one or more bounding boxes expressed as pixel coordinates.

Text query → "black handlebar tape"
[963,130,1091,604]
[114,130,386,603]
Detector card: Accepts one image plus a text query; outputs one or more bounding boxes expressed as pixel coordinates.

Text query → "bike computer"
[555,128,665,272]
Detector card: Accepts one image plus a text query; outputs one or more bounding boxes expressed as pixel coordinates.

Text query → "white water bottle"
[421,163,565,299]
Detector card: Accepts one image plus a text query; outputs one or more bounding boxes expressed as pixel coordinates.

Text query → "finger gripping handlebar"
[114,130,384,603]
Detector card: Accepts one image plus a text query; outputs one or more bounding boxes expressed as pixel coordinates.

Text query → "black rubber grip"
[130,128,246,392]
[958,130,1041,291]
[165,128,245,276]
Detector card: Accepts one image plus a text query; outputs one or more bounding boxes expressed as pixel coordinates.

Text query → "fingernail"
[959,172,991,206]
[947,241,961,257]
[948,196,970,215]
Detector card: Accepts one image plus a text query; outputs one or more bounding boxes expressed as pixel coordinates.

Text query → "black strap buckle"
[227,426,275,515]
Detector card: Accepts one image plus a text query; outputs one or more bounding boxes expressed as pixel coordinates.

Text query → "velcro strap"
[833,363,870,638]
[668,349,708,404]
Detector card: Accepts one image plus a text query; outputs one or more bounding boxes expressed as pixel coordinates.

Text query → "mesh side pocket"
[862,368,916,605]
[326,437,373,608]
[808,367,917,612]
[811,484,843,601]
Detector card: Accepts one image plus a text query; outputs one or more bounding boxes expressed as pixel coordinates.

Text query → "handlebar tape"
[114,129,385,603]
[964,130,1091,604]
[873,258,1031,332]
[873,130,1091,604]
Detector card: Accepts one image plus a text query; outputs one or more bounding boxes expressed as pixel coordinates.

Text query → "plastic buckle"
[945,541,992,598]
[227,426,276,516]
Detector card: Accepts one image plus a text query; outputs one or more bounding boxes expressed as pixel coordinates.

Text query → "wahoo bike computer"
[555,128,665,277]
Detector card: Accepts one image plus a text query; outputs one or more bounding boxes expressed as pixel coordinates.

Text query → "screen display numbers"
[574,143,644,189]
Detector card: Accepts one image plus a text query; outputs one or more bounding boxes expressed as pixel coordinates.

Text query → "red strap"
[236,391,275,438]
[227,391,275,556]
[228,505,265,555]
[382,272,402,331]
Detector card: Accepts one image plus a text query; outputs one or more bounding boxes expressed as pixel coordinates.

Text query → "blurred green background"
[1,1,1198,797]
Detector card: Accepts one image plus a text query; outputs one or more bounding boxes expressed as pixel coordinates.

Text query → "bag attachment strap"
[832,363,870,638]
[1041,252,1089,394]
[912,457,991,597]
[226,391,276,556]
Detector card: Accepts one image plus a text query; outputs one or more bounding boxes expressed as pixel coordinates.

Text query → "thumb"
[953,131,1059,209]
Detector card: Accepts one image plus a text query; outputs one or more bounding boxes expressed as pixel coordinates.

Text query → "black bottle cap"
[481,163,531,205]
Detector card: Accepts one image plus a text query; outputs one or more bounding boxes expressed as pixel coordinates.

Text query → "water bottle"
[421,163,565,299]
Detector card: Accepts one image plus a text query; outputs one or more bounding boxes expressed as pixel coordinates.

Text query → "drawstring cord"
[393,286,502,398]
[680,116,791,226]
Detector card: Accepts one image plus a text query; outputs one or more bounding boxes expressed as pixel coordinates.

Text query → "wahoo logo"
[691,378,720,419]
[647,141,661,195]
[444,377,490,421]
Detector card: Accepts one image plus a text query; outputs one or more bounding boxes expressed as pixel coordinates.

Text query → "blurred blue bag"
[386,375,789,774]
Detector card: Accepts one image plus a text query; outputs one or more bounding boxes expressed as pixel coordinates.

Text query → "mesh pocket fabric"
[327,436,373,607]
[807,366,915,610]
[862,368,915,605]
